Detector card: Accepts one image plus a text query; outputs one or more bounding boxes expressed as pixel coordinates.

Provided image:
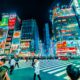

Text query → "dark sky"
[0,0,72,40]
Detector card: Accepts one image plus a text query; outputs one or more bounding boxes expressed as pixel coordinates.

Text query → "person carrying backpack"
[0,58,10,80]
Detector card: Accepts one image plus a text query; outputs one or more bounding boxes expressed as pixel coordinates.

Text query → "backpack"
[0,66,7,80]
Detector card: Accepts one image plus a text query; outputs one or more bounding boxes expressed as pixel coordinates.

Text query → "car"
[59,56,68,60]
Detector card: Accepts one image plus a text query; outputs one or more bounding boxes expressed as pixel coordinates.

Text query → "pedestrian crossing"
[5,59,80,80]
[39,60,80,80]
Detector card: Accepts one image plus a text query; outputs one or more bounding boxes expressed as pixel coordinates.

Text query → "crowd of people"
[0,56,80,80]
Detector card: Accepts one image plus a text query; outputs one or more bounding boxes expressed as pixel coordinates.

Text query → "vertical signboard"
[8,14,16,29]
[1,14,9,26]
[5,14,16,54]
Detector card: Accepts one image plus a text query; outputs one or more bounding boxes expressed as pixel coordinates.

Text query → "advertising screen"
[1,15,9,26]
[11,44,19,50]
[8,18,16,28]
[8,14,16,29]
[53,8,75,19]
[4,49,10,54]
[13,31,20,38]
[12,38,20,44]
[0,28,8,42]
[56,41,77,55]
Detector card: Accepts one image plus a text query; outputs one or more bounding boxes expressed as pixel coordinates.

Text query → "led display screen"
[1,15,9,26]
[8,18,16,28]
[13,31,20,38]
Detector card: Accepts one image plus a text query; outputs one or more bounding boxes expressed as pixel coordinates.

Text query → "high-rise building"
[52,7,80,55]
[34,21,39,54]
[43,23,50,56]
[21,19,39,55]
[0,13,9,54]
[4,13,21,54]
[71,0,80,27]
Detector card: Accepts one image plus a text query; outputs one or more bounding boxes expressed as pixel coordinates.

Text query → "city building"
[71,0,80,27]
[0,13,9,54]
[52,6,80,55]
[4,13,21,54]
[20,19,39,55]
[43,23,50,56]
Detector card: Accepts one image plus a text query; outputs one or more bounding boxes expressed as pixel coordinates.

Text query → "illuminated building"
[4,13,21,54]
[52,7,80,55]
[21,19,39,55]
[34,21,39,54]
[71,0,80,28]
[0,13,9,54]
[43,23,50,56]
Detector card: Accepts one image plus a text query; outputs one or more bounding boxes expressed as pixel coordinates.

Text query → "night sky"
[0,0,71,40]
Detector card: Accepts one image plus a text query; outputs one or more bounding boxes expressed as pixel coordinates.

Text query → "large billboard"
[13,31,20,38]
[56,41,77,55]
[1,14,9,26]
[8,14,16,29]
[53,7,75,19]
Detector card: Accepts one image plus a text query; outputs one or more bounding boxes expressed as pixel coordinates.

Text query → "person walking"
[9,57,16,75]
[0,58,10,80]
[15,57,19,68]
[33,59,41,80]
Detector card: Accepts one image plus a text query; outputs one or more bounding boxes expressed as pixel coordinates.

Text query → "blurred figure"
[33,59,41,80]
[15,57,19,68]
[10,57,16,75]
[66,65,80,80]
[0,58,10,80]
[8,56,11,65]
[32,58,35,67]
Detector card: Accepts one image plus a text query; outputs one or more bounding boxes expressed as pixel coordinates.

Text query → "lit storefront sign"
[21,42,30,48]
[1,14,9,26]
[11,44,18,50]
[6,38,12,41]
[0,41,6,49]
[4,49,10,54]
[56,41,77,55]
[8,14,16,29]
[53,8,75,19]
[57,47,77,54]
[13,31,20,38]
[57,41,67,48]
[8,18,16,29]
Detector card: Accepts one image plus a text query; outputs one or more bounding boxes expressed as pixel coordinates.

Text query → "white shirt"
[10,59,16,66]
[34,61,40,75]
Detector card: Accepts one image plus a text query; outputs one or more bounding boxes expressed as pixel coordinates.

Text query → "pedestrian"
[66,65,80,80]
[33,59,41,80]
[15,57,19,68]
[0,58,10,80]
[8,57,11,66]
[9,57,16,75]
[32,58,35,67]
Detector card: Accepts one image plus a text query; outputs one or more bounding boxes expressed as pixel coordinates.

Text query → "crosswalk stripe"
[40,62,60,68]
[40,62,73,71]
[64,76,70,80]
[55,70,66,76]
[48,67,66,74]
[40,62,70,70]
[40,61,65,65]
[55,64,79,77]
[43,65,68,72]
